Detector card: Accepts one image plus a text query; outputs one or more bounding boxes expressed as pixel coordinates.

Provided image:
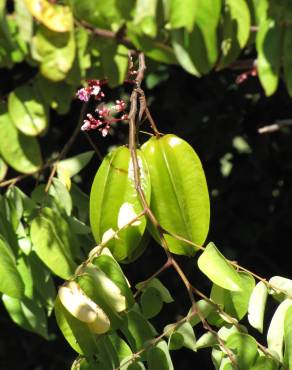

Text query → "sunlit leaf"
[14,0,33,43]
[195,332,217,349]
[32,26,75,82]
[197,242,242,291]
[24,0,73,32]
[248,281,268,333]
[90,146,150,262]
[224,272,255,320]
[284,305,292,370]
[0,104,42,173]
[267,298,292,362]
[166,321,196,351]
[0,156,7,181]
[269,276,292,301]
[168,0,198,31]
[54,296,98,355]
[251,356,278,370]
[188,300,214,326]
[133,0,158,38]
[142,134,210,256]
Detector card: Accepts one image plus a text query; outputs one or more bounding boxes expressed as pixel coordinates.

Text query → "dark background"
[1,61,292,369]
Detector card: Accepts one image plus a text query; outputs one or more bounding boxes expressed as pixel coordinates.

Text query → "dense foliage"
[1,0,292,369]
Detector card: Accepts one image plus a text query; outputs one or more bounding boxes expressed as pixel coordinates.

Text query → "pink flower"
[76,80,106,102]
[114,100,126,112]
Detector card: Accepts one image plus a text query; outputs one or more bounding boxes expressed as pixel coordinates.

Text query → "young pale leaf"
[147,340,174,370]
[197,243,242,291]
[269,276,292,301]
[212,348,224,370]
[248,281,268,333]
[168,0,198,32]
[267,298,292,362]
[0,105,42,173]
[167,322,196,351]
[195,332,217,349]
[141,287,163,319]
[251,356,278,370]
[136,278,174,304]
[284,305,292,370]
[8,85,48,136]
[90,146,150,262]
[30,207,78,279]
[24,0,73,32]
[224,272,255,320]
[57,151,94,188]
[133,0,158,38]
[142,134,210,256]
[2,294,48,339]
[54,296,98,356]
[218,0,251,68]
[226,332,258,369]
[0,235,24,298]
[256,18,283,96]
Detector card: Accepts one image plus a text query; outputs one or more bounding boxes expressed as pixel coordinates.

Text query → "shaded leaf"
[166,321,196,351]
[2,294,48,339]
[8,84,48,136]
[141,287,163,319]
[30,207,78,279]
[147,340,174,370]
[0,235,24,298]
[251,356,278,370]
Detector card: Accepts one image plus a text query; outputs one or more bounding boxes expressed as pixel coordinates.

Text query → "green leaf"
[2,294,48,339]
[136,278,174,303]
[141,287,163,319]
[197,242,242,291]
[166,321,196,351]
[14,0,33,43]
[256,18,283,96]
[24,0,73,32]
[142,134,210,256]
[218,0,251,69]
[224,272,255,320]
[8,85,48,136]
[168,0,198,32]
[267,298,292,362]
[147,340,174,370]
[121,310,157,353]
[0,156,7,181]
[188,300,214,326]
[133,0,158,38]
[284,305,292,370]
[269,276,292,301]
[57,151,94,186]
[93,251,135,308]
[90,146,150,262]
[54,296,98,356]
[195,332,217,349]
[248,281,268,333]
[32,26,75,82]
[0,235,24,298]
[211,348,224,370]
[71,184,90,223]
[226,332,258,369]
[101,43,129,87]
[0,211,19,255]
[251,356,278,370]
[30,207,78,279]
[35,75,75,114]
[0,104,42,173]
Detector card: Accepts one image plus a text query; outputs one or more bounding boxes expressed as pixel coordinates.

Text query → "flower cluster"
[76,80,107,102]
[77,80,128,137]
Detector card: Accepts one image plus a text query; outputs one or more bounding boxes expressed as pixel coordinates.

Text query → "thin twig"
[44,102,89,193]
